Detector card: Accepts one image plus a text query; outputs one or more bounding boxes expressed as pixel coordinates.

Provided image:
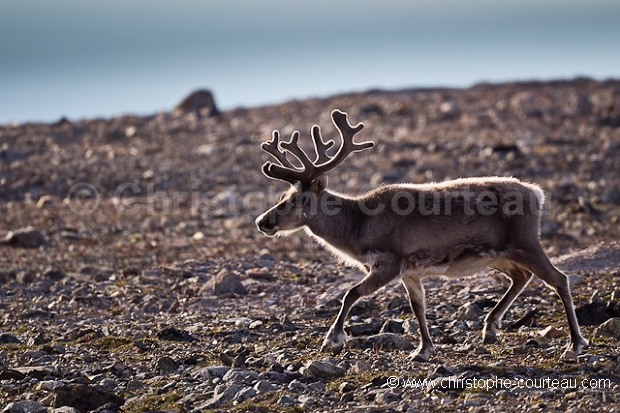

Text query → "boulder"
[2,227,47,248]
[174,89,219,117]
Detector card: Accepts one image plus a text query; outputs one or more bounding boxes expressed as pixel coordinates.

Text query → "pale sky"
[1,0,619,123]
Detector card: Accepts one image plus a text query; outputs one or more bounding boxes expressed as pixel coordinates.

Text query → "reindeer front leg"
[321,253,400,353]
[402,271,435,362]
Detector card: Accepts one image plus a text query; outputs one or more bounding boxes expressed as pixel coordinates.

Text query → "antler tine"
[311,125,334,164]
[260,161,297,184]
[331,109,374,153]
[310,109,374,176]
[279,131,315,172]
[261,130,317,185]
[261,130,295,169]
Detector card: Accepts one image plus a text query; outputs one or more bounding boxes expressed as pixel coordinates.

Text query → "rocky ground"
[1,78,620,412]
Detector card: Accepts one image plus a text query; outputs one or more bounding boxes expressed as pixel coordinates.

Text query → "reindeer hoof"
[320,342,343,355]
[575,337,589,352]
[482,333,498,344]
[562,337,589,361]
[409,353,429,362]
[407,346,435,362]
[482,321,501,344]
[320,329,346,354]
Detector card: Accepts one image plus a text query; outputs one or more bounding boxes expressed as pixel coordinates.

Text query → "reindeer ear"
[311,174,328,193]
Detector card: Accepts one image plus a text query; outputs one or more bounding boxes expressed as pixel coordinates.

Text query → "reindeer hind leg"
[505,245,588,360]
[402,271,435,362]
[483,266,532,344]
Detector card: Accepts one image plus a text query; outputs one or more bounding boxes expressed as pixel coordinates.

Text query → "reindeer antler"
[261,130,295,168]
[311,125,334,164]
[261,110,375,185]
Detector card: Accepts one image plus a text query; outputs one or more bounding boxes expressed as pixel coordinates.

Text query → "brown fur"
[256,110,588,361]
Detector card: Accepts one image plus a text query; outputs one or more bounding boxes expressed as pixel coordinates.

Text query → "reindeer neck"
[305,190,362,256]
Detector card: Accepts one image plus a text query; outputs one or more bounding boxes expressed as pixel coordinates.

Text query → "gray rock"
[307,381,327,393]
[539,325,566,339]
[339,381,356,393]
[575,302,620,326]
[194,365,230,379]
[474,346,491,355]
[402,319,419,335]
[258,370,286,382]
[349,359,371,374]
[222,368,260,385]
[127,380,147,392]
[52,384,124,411]
[254,380,277,394]
[20,309,55,320]
[541,219,558,238]
[594,317,620,338]
[27,331,51,346]
[0,148,32,162]
[347,332,414,351]
[257,259,276,269]
[0,268,17,283]
[174,89,219,117]
[278,394,296,406]
[2,227,48,248]
[156,327,196,342]
[358,102,385,117]
[232,347,250,368]
[98,378,119,392]
[304,360,346,379]
[258,252,276,262]
[42,267,65,281]
[202,270,247,296]
[446,319,469,333]
[219,352,234,366]
[0,332,22,344]
[278,316,297,331]
[340,391,355,403]
[248,320,264,330]
[198,383,242,409]
[552,243,620,274]
[438,101,461,120]
[380,319,404,334]
[0,369,26,380]
[2,400,47,413]
[298,395,315,409]
[455,302,483,321]
[155,356,178,372]
[48,407,80,413]
[78,265,113,281]
[346,319,383,336]
[374,389,402,404]
[256,253,276,269]
[287,379,307,393]
[16,270,37,284]
[234,386,258,403]
[245,268,274,281]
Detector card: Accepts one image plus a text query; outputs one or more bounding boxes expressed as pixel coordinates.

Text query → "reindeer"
[255,109,588,361]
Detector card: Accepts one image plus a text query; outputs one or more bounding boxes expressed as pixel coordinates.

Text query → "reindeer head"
[255,110,374,236]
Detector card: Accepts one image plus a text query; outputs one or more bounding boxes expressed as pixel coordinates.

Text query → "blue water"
[1,0,619,124]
